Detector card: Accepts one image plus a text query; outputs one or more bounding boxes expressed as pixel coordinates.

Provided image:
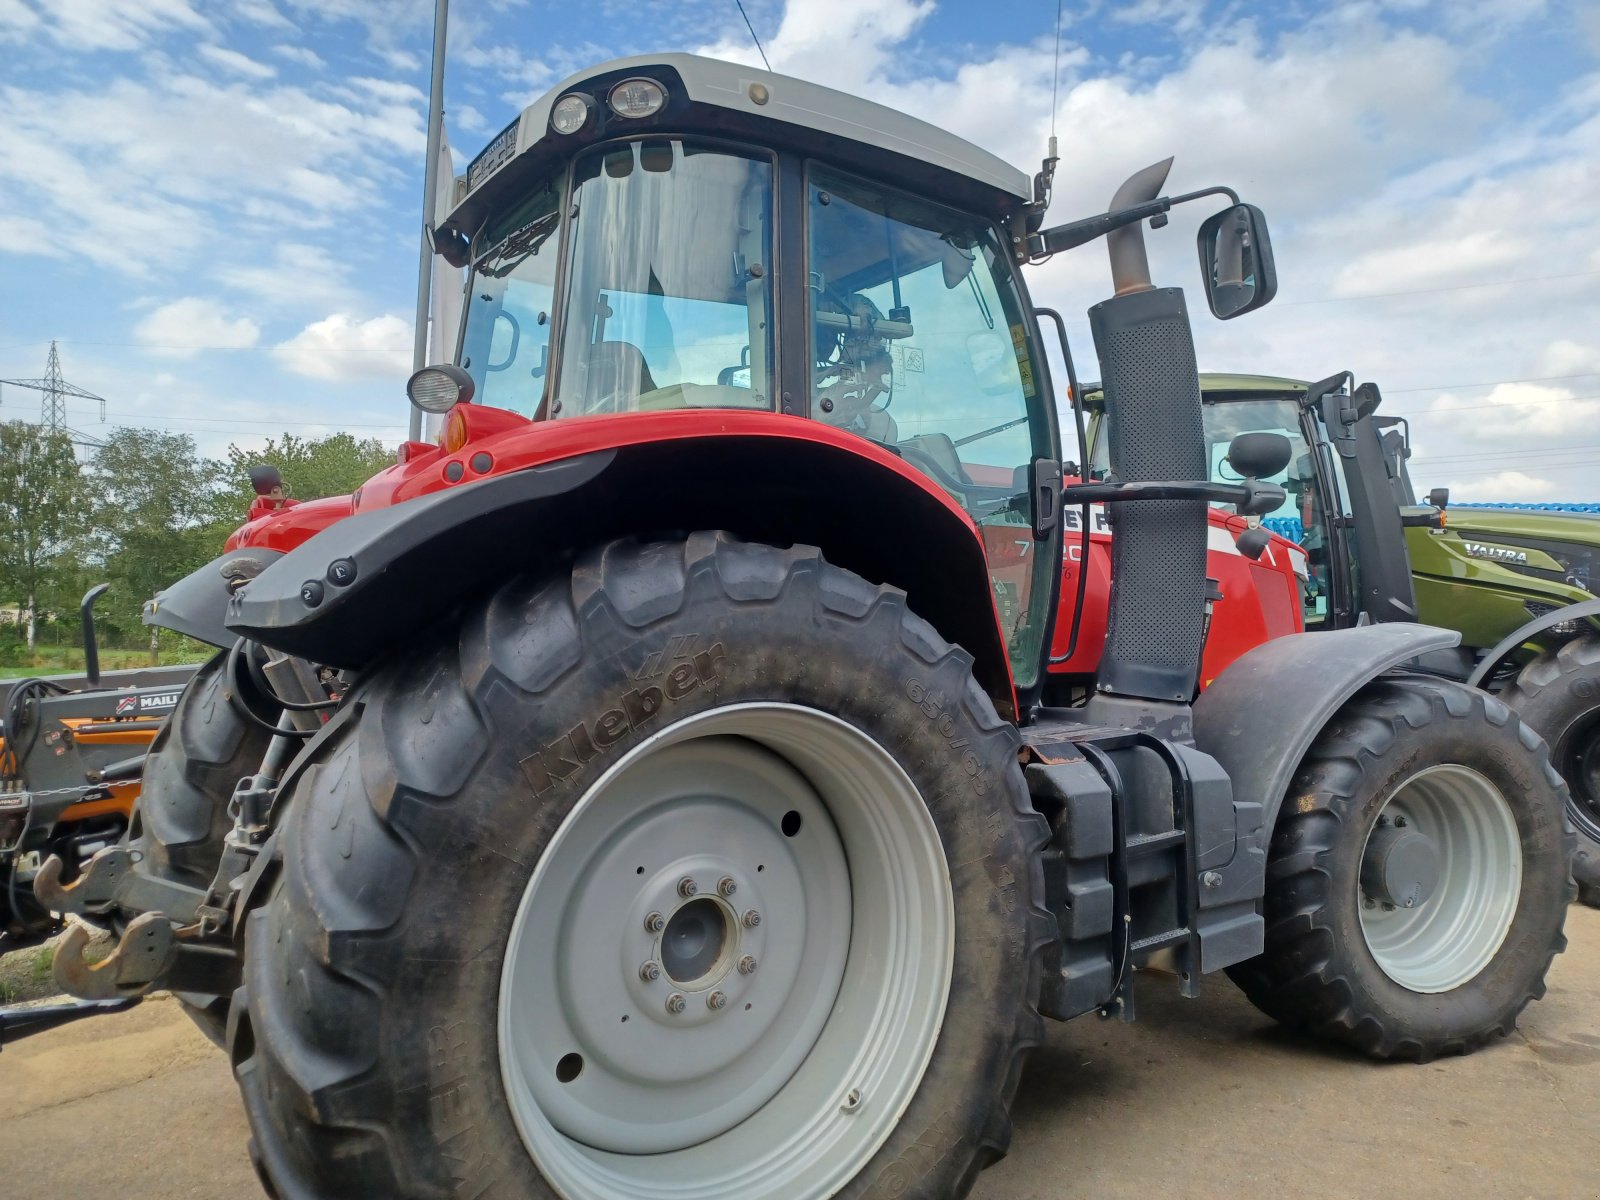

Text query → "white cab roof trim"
[451,53,1031,219]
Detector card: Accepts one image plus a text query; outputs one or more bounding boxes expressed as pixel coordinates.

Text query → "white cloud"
[234,0,293,29]
[273,43,325,68]
[1538,339,1600,377]
[217,242,354,312]
[1441,469,1562,502]
[197,43,278,80]
[274,313,412,381]
[13,0,210,52]
[135,298,262,358]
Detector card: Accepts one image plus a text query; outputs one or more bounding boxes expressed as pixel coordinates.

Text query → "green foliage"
[0,423,394,660]
[222,432,395,512]
[0,421,86,648]
[84,427,231,633]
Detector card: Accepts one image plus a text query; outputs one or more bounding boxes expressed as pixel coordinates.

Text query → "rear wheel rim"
[499,702,954,1200]
[1357,764,1522,993]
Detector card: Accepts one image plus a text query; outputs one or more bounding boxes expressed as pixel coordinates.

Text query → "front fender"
[1193,624,1461,852]
[144,549,284,649]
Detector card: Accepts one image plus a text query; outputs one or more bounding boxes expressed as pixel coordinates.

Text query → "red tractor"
[42,56,1569,1200]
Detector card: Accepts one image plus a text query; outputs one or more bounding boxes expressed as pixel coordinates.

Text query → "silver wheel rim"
[499,702,954,1199]
[1358,763,1522,993]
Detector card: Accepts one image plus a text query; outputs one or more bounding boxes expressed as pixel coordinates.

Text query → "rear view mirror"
[1353,381,1383,419]
[1197,203,1277,320]
[1227,430,1293,480]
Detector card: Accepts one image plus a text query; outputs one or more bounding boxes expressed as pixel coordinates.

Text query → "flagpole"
[409,0,449,442]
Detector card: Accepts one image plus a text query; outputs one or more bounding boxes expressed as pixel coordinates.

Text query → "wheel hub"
[1360,820,1440,909]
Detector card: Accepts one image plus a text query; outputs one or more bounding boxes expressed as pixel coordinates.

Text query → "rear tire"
[232,534,1050,1200]
[1228,678,1570,1061]
[129,649,272,1042]
[1498,635,1600,848]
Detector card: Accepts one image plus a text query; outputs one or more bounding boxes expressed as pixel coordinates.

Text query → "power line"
[734,0,770,71]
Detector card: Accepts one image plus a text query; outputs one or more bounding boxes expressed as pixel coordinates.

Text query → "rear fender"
[223,437,1017,715]
[1466,598,1600,688]
[1192,624,1461,853]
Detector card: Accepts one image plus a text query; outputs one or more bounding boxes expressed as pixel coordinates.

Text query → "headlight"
[406,364,475,414]
[1524,600,1585,638]
[550,93,594,135]
[608,77,666,119]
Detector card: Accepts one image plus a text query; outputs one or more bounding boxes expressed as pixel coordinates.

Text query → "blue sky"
[1,0,1598,498]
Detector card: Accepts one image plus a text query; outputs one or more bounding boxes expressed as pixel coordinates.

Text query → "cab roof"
[443,53,1033,237]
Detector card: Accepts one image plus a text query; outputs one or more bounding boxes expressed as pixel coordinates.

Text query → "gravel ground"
[2,908,1595,1199]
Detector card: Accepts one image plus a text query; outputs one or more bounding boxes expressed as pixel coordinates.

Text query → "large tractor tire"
[1228,677,1570,1061]
[1497,635,1600,873]
[231,534,1051,1200]
[129,648,273,1040]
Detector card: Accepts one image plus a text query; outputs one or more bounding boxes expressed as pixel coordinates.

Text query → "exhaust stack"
[1084,161,1209,733]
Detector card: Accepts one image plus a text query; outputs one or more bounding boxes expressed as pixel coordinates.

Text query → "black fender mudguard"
[1193,623,1460,853]
[144,549,284,649]
[1465,598,1600,689]
[224,451,614,667]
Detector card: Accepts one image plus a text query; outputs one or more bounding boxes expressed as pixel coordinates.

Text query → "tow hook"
[51,914,178,1000]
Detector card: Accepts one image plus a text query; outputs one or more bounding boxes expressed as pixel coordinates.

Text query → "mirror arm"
[1027,183,1241,262]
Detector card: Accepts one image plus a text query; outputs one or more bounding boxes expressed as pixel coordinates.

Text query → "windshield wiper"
[476,211,560,278]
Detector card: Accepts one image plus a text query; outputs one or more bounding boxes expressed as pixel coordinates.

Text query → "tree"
[0,421,86,653]
[221,432,396,515]
[85,428,229,640]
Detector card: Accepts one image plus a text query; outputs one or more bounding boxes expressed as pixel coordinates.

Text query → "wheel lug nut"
[738,955,758,975]
[644,911,664,933]
[665,993,686,1014]
[639,961,662,983]
[718,876,737,897]
[707,991,727,1010]
[677,877,698,898]
[742,909,761,928]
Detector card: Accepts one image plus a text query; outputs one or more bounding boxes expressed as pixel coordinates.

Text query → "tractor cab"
[419,55,1062,691]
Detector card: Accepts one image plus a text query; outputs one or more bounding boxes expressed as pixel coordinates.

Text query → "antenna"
[0,340,107,449]
[734,0,771,71]
[1028,0,1064,227]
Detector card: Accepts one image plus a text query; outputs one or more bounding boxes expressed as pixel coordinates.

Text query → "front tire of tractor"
[1498,635,1600,863]
[128,648,272,1042]
[231,534,1050,1200]
[1228,678,1570,1061]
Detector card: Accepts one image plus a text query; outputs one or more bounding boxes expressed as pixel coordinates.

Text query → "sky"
[1,0,1598,500]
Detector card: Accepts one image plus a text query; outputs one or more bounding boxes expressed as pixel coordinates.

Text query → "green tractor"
[1085,373,1600,902]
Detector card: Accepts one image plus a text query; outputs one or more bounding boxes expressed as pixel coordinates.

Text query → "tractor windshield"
[460,183,563,417]
[553,140,774,417]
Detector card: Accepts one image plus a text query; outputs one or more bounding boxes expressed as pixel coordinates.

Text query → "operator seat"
[579,340,657,411]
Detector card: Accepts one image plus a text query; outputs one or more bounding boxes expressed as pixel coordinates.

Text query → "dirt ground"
[2,908,1596,1199]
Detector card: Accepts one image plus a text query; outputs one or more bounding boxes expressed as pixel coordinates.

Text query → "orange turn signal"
[441,406,470,454]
